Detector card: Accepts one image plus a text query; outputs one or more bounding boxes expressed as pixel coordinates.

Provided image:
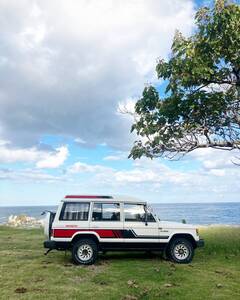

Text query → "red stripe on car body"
[116,230,123,238]
[53,229,117,238]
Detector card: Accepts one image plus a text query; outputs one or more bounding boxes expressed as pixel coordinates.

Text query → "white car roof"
[62,195,146,204]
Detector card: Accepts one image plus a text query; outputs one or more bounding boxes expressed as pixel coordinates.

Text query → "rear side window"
[92,203,120,221]
[60,202,89,221]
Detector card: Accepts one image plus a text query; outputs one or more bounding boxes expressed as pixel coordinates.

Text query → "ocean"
[0,202,239,225]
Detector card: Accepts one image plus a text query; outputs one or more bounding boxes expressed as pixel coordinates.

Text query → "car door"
[123,203,159,243]
[90,202,124,242]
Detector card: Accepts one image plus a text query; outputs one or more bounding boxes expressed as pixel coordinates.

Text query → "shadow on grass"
[97,251,165,263]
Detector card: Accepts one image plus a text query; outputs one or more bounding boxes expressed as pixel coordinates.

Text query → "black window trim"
[59,201,90,221]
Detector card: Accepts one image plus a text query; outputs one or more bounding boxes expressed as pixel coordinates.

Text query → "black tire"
[167,237,194,264]
[72,239,98,265]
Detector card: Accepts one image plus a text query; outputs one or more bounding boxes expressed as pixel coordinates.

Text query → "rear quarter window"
[60,202,90,221]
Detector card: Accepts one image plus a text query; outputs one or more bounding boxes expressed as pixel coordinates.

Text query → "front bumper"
[196,239,204,247]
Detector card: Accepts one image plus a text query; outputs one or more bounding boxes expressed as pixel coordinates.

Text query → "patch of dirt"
[97,260,110,266]
[63,263,73,267]
[215,269,232,277]
[15,287,27,293]
[85,264,106,274]
[41,260,53,264]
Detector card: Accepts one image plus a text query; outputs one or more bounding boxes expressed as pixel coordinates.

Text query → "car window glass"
[124,204,156,222]
[92,203,120,221]
[60,202,89,221]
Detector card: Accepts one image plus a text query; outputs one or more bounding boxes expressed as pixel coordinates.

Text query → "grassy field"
[0,226,240,300]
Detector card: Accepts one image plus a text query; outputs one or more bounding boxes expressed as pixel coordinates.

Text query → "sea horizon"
[1,202,240,226]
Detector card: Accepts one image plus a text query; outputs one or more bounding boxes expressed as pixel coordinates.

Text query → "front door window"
[124,204,156,222]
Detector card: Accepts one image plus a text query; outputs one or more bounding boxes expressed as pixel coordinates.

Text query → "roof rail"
[65,195,113,199]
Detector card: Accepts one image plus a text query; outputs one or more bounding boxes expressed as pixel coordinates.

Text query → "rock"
[127,280,135,286]
[7,215,43,228]
[216,283,223,288]
[164,283,173,288]
[127,280,138,288]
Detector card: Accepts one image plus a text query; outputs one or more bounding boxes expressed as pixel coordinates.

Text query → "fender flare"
[71,231,100,243]
[168,233,197,248]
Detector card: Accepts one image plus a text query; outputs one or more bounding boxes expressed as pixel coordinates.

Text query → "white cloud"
[0,141,68,169]
[103,152,127,161]
[104,155,122,161]
[2,151,240,203]
[0,142,44,164]
[209,169,225,177]
[36,146,69,169]
[0,0,195,149]
[113,161,192,185]
[190,148,239,170]
[69,161,112,173]
[74,138,86,144]
[0,168,63,183]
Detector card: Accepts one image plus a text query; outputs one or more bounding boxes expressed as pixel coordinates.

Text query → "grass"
[0,226,240,300]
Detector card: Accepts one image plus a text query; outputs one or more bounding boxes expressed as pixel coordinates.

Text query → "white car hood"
[158,220,197,229]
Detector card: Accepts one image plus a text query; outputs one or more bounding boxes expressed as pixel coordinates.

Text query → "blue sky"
[0,0,239,206]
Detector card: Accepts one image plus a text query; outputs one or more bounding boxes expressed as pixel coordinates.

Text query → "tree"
[129,0,240,160]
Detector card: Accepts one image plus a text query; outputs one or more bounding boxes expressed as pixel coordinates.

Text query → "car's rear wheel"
[167,237,194,264]
[72,239,98,265]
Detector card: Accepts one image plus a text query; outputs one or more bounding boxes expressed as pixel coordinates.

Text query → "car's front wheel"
[72,239,98,265]
[167,237,194,264]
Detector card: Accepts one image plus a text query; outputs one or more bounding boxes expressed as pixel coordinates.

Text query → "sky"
[0,0,239,206]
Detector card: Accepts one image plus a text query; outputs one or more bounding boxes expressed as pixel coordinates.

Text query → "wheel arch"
[169,233,197,248]
[71,233,100,246]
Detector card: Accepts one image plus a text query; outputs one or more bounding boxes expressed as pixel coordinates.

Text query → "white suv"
[43,195,204,265]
